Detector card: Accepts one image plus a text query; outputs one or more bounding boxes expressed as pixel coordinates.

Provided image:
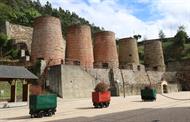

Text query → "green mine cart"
[29,94,57,118]
[141,87,157,101]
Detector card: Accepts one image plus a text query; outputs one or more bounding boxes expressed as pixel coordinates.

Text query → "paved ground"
[1,92,190,122]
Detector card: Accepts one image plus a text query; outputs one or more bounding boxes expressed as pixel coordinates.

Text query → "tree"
[0,33,18,59]
[159,30,165,41]
[133,34,141,40]
[174,25,188,48]
[43,1,53,15]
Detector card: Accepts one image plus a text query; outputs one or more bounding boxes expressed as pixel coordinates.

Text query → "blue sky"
[38,0,190,40]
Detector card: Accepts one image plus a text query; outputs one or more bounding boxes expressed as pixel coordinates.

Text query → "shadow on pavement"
[131,100,144,102]
[46,107,190,122]
[4,115,30,120]
[76,107,95,110]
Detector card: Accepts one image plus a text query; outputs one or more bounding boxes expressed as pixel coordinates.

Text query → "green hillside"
[0,0,103,37]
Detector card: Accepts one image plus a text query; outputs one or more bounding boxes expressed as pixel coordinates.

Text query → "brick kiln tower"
[94,31,119,69]
[144,39,165,71]
[31,16,66,66]
[119,37,139,67]
[66,25,94,69]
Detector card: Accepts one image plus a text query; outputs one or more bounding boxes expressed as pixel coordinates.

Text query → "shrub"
[94,81,109,92]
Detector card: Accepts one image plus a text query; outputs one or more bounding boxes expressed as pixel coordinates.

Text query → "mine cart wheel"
[108,101,110,105]
[48,110,53,117]
[98,103,104,108]
[52,111,55,115]
[105,102,110,108]
[34,114,38,118]
[103,102,109,108]
[38,111,44,118]
[93,103,99,108]
[30,114,34,118]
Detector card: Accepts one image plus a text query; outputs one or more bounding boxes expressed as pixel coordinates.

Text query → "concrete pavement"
[1,92,190,122]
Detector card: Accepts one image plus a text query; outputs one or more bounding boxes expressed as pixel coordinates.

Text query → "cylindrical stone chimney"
[94,31,118,69]
[66,25,94,69]
[144,39,165,71]
[119,37,139,66]
[31,16,66,66]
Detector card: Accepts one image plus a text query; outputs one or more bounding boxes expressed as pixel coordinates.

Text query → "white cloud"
[38,0,190,40]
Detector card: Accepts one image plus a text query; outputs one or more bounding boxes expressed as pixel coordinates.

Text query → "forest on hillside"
[0,0,103,36]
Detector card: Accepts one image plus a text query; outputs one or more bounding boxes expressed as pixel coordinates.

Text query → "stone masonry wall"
[88,68,177,95]
[167,59,190,90]
[1,21,33,53]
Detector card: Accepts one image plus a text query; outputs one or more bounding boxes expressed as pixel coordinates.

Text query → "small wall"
[167,83,179,93]
[48,65,96,98]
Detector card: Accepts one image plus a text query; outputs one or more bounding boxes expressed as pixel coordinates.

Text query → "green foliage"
[0,33,19,59]
[138,45,144,64]
[133,34,141,40]
[0,3,13,21]
[159,30,165,41]
[0,81,23,101]
[174,26,188,48]
[31,59,41,76]
[0,0,41,26]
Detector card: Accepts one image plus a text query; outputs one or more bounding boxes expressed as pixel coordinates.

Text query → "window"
[137,65,141,71]
[73,61,80,65]
[153,66,158,71]
[102,63,108,68]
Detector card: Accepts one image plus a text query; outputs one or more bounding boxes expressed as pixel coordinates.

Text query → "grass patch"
[0,80,23,102]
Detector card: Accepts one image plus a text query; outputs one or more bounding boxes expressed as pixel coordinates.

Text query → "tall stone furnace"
[119,37,139,67]
[66,25,94,69]
[94,31,119,69]
[31,16,66,66]
[144,39,165,71]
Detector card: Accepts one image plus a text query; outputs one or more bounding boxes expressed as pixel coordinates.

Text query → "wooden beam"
[10,80,17,102]
[22,80,29,101]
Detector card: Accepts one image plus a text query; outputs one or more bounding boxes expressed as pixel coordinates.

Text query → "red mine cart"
[92,91,111,108]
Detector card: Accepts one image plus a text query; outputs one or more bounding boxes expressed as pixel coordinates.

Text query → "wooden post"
[9,80,17,102]
[22,80,29,101]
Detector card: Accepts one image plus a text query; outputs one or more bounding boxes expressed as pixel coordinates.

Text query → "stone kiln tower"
[144,39,165,71]
[94,31,118,69]
[66,25,94,69]
[31,16,65,66]
[119,37,139,67]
